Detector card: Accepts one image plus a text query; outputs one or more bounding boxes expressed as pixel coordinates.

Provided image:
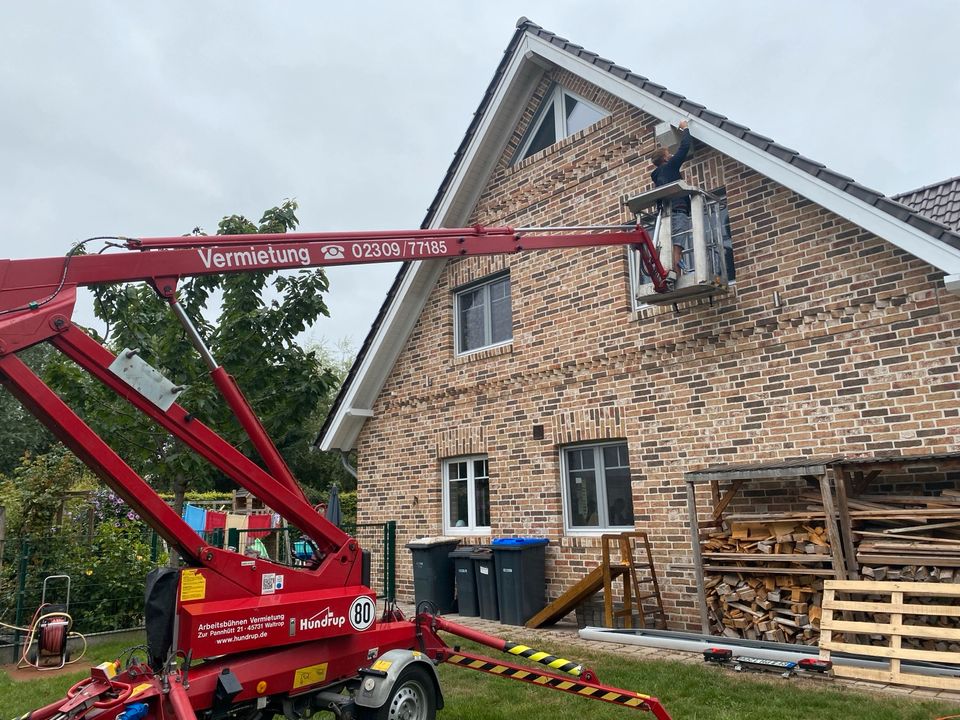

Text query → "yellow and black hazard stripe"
[503,641,583,677]
[446,654,651,709]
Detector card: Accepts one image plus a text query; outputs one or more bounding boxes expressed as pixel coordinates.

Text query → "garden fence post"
[13,539,29,661]
[384,521,396,603]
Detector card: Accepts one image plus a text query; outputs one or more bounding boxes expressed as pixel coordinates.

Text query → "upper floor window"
[561,442,635,533]
[455,273,511,354]
[443,456,491,535]
[516,85,609,162]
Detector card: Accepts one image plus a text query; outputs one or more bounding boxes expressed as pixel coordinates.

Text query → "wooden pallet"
[819,580,960,690]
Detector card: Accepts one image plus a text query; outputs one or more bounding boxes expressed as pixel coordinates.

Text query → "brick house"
[318,20,960,630]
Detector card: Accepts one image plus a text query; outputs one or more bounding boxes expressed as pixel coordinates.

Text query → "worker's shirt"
[651,128,692,214]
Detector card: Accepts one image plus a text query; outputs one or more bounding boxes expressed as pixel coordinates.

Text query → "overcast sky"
[2,1,958,358]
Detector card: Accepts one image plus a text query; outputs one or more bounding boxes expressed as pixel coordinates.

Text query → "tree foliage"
[45,200,345,497]
[0,346,55,475]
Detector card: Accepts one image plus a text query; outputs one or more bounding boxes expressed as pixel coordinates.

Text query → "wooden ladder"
[601,531,667,630]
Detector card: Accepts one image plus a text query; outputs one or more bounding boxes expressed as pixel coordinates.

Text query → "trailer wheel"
[359,665,436,720]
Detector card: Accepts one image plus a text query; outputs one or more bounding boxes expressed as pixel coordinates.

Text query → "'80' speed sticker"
[349,596,376,631]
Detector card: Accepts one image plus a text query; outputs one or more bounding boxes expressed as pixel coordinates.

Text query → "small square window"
[455,274,512,354]
[562,441,635,532]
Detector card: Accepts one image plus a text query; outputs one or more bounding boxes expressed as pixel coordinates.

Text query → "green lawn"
[0,634,145,718]
[3,634,958,720]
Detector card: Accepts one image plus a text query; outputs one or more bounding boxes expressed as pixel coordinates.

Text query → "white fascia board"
[521,35,960,276]
[320,259,445,451]
[430,42,535,225]
[322,42,544,451]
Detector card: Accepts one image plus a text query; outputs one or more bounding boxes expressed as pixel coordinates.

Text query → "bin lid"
[405,536,462,549]
[491,537,549,548]
[449,545,480,558]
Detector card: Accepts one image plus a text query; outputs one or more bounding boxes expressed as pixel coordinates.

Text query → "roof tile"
[873,197,914,222]
[789,155,826,174]
[844,182,884,204]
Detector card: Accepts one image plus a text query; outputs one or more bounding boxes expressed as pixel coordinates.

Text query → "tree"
[45,200,341,507]
[0,346,55,474]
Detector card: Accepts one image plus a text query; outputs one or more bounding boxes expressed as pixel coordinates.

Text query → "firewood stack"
[702,520,832,644]
[799,488,960,582]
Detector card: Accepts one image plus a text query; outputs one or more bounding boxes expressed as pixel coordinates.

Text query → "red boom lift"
[0,224,672,720]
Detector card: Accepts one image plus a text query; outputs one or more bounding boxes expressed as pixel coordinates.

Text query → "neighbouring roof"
[894,176,960,232]
[317,18,960,452]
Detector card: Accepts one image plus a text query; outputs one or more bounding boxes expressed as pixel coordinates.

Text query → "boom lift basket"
[627,181,730,305]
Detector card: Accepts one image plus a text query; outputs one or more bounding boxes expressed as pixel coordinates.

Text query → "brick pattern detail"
[551,407,626,444]
[354,69,960,630]
[436,426,487,459]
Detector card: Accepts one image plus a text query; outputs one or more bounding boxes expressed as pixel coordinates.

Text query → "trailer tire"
[358,665,436,720]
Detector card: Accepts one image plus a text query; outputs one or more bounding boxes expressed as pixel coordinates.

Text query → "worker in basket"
[650,119,692,275]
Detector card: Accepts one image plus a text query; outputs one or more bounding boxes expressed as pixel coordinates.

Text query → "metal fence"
[0,520,397,661]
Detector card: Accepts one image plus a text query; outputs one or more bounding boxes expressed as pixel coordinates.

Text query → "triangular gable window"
[516,85,608,162]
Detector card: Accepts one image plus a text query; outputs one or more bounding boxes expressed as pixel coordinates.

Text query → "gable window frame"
[442,455,491,536]
[454,272,512,356]
[560,440,635,535]
[515,84,609,163]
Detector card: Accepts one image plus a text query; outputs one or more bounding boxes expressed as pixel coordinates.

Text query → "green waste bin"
[492,538,549,625]
[471,547,499,621]
[449,545,481,617]
[406,537,461,613]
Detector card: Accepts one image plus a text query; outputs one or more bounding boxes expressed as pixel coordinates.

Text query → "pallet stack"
[701,519,834,644]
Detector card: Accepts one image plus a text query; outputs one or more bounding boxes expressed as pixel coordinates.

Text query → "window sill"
[443,529,492,539]
[453,341,513,366]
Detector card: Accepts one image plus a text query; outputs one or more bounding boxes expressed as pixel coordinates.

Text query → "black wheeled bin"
[406,537,461,613]
[471,546,499,621]
[449,545,481,617]
[492,537,549,625]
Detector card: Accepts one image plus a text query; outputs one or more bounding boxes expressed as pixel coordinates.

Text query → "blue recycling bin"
[491,538,549,625]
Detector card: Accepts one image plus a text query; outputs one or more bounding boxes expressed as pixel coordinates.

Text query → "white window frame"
[454,273,512,356]
[516,85,609,162]
[442,455,491,536]
[560,441,634,535]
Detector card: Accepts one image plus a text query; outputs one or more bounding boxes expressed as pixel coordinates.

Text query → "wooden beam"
[686,481,710,633]
[711,479,744,520]
[818,473,848,581]
[832,468,859,579]
[685,464,827,483]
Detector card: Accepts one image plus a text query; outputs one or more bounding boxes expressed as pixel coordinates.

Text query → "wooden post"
[816,473,847,579]
[832,467,860,579]
[686,480,710,633]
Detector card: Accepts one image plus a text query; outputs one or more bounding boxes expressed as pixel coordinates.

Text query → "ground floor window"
[443,456,491,534]
[562,442,634,532]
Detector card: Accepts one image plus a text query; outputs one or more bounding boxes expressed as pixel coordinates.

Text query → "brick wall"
[355,70,960,629]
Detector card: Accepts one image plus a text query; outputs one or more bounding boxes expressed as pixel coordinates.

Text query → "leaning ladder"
[601,531,668,630]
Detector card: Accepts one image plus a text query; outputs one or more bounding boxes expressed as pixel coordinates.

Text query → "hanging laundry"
[247,513,271,539]
[225,513,248,551]
[183,504,207,534]
[205,510,226,532]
